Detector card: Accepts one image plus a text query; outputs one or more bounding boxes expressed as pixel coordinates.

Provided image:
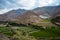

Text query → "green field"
[0,26,14,37]
[0,23,60,40]
[30,27,60,38]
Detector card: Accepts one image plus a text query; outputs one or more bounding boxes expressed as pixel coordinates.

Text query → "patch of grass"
[12,27,37,33]
[0,26,14,37]
[30,27,60,38]
[30,30,55,38]
[45,27,60,36]
[41,18,50,22]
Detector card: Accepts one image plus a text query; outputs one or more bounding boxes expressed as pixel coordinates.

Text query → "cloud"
[0,8,12,14]
[15,0,36,9]
[37,0,59,7]
[0,0,60,14]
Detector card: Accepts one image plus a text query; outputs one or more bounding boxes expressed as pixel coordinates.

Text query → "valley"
[0,19,60,40]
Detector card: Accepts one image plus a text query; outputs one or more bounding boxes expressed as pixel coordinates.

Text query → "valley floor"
[0,24,60,40]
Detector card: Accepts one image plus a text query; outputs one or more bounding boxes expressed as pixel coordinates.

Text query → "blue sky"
[0,0,60,14]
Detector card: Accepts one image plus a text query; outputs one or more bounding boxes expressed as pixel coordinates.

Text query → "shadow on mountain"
[51,16,60,27]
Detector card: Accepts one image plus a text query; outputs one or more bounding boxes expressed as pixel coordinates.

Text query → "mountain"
[51,7,60,18]
[16,10,43,25]
[0,9,27,21]
[33,5,60,16]
[0,5,60,24]
[33,9,50,19]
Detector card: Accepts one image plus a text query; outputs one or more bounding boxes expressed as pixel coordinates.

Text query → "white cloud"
[15,0,59,9]
[16,0,36,9]
[0,8,12,14]
[38,0,57,7]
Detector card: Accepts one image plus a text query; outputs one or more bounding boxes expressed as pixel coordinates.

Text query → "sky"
[0,0,60,14]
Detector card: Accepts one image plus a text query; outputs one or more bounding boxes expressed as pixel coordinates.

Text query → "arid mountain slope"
[16,11,43,25]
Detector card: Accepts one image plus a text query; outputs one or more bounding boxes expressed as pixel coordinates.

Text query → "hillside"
[16,10,43,25]
[33,5,60,16]
[0,9,27,21]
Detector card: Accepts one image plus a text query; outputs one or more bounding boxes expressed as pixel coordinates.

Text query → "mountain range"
[0,5,60,24]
